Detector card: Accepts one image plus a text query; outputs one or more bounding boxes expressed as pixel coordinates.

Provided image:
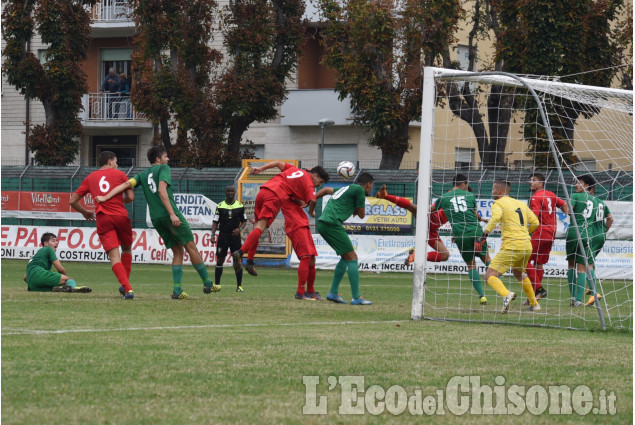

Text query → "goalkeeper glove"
[474,235,487,252]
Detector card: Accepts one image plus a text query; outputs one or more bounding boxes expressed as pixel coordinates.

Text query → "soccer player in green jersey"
[96,146,213,299]
[430,174,489,305]
[314,172,375,305]
[23,232,91,293]
[585,177,613,306]
[565,174,598,307]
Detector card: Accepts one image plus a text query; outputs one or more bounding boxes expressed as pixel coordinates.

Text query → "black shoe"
[245,262,258,276]
[53,285,73,292]
[535,287,548,300]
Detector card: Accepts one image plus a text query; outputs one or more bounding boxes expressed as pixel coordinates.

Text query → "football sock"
[427,251,444,262]
[297,257,310,294]
[330,258,348,295]
[567,269,576,298]
[468,269,484,297]
[172,265,183,294]
[66,279,77,288]
[307,263,316,293]
[384,194,411,209]
[588,269,598,293]
[236,268,243,287]
[525,262,537,290]
[521,277,538,307]
[121,252,132,278]
[575,272,586,301]
[486,275,509,297]
[347,259,361,299]
[112,262,132,293]
[536,268,544,285]
[215,266,223,285]
[193,262,211,285]
[242,228,263,260]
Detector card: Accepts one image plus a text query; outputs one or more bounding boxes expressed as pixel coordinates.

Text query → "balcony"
[81,93,151,129]
[89,0,136,38]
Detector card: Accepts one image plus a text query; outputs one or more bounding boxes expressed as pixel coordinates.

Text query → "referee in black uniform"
[211,185,247,292]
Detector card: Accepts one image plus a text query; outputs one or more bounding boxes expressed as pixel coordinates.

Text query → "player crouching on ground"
[23,232,91,293]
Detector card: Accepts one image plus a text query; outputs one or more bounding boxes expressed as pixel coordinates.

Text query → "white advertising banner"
[290,234,633,279]
[0,225,229,267]
[146,193,217,229]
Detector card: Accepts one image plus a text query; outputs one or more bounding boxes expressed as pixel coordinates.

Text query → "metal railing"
[88,0,133,22]
[82,93,144,121]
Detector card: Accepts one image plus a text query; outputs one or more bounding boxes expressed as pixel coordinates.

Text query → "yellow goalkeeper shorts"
[489,248,532,275]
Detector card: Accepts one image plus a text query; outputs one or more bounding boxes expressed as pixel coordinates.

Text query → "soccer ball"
[337,161,356,180]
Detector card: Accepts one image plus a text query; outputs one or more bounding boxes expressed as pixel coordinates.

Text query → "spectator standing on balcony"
[100,68,120,118]
[117,73,131,119]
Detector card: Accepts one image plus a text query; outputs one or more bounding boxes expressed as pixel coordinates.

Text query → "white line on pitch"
[2,319,408,336]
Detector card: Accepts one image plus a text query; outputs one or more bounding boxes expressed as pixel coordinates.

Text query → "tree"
[319,0,462,169]
[132,0,224,166]
[493,0,625,168]
[216,0,305,166]
[2,0,94,166]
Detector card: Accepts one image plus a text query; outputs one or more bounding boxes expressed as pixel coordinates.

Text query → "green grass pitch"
[2,259,632,424]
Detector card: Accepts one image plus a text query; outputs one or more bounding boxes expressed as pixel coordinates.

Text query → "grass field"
[2,259,632,425]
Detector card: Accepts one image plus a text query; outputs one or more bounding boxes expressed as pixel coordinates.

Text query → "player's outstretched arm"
[251,160,286,175]
[69,193,96,221]
[123,188,135,204]
[95,180,132,204]
[316,187,334,199]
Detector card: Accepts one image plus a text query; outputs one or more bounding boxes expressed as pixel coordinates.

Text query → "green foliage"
[2,0,93,165]
[319,0,462,169]
[491,0,624,167]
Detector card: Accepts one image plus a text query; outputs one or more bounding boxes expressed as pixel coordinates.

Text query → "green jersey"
[319,184,366,226]
[132,164,178,221]
[589,197,610,237]
[26,246,57,275]
[566,191,593,240]
[434,189,481,238]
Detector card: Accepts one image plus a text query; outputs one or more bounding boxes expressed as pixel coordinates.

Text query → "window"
[323,144,357,169]
[455,147,475,170]
[574,159,597,172]
[457,45,477,71]
[100,48,133,82]
[241,144,264,159]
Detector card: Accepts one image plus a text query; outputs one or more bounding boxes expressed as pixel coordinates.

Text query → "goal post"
[412,67,633,331]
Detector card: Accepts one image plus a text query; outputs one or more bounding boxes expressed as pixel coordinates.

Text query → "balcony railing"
[82,93,145,122]
[89,0,132,22]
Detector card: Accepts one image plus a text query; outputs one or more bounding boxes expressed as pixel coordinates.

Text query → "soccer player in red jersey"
[70,151,136,299]
[281,199,322,300]
[232,161,329,276]
[525,172,569,300]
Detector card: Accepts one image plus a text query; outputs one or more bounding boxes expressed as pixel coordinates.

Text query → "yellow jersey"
[485,196,539,251]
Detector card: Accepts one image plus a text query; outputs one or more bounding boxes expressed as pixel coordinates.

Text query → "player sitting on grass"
[476,181,540,313]
[313,172,375,305]
[23,232,91,293]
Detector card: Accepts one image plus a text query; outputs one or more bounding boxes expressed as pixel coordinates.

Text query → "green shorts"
[153,213,194,249]
[26,268,62,292]
[589,233,606,259]
[317,221,354,256]
[455,235,488,263]
[566,238,593,265]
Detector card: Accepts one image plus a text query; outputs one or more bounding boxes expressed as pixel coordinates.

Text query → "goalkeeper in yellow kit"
[474,181,540,313]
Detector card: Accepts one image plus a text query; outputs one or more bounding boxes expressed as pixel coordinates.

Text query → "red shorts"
[96,213,133,252]
[255,188,282,227]
[529,227,555,265]
[288,227,317,258]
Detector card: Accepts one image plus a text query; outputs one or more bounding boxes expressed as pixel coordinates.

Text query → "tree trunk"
[226,116,252,166]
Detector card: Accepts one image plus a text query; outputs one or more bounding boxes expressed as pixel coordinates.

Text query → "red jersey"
[75,168,130,216]
[261,163,316,204]
[281,199,310,234]
[529,189,565,232]
[429,209,448,233]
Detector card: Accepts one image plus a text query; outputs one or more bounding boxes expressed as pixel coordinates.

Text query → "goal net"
[412,67,633,331]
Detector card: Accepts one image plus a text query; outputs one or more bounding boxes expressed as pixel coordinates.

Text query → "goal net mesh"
[413,68,633,331]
